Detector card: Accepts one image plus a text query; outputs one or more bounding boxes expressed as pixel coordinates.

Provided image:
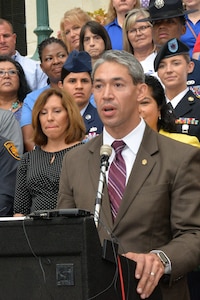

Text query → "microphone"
[94,145,112,228]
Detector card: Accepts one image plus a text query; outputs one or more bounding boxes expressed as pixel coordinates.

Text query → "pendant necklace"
[50,154,55,164]
[9,100,20,111]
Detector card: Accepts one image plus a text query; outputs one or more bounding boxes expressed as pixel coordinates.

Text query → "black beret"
[154,38,190,72]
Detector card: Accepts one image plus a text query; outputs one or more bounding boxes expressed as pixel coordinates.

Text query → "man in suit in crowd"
[58,50,103,140]
[57,50,200,300]
[154,38,200,141]
[0,18,47,91]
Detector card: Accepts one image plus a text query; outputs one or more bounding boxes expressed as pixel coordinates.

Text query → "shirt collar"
[108,18,120,27]
[80,103,89,116]
[166,87,189,108]
[11,50,18,61]
[103,118,146,155]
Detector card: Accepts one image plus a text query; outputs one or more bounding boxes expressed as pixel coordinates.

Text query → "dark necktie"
[166,102,174,113]
[108,140,126,219]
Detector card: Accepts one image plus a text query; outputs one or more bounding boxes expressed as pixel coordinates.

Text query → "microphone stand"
[94,155,110,228]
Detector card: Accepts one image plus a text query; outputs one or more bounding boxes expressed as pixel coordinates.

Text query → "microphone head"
[100,144,112,158]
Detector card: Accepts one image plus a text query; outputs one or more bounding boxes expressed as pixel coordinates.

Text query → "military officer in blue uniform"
[0,136,20,216]
[154,38,200,142]
[58,50,103,141]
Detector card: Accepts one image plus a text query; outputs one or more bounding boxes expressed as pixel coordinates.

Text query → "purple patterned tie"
[108,140,126,219]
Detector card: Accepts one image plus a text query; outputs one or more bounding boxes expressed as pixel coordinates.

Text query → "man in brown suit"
[57,50,200,300]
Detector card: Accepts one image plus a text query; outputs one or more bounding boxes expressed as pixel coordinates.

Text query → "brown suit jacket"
[58,126,200,300]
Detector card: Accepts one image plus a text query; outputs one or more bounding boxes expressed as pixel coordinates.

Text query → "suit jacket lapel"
[114,126,159,228]
[87,128,160,230]
[174,90,196,116]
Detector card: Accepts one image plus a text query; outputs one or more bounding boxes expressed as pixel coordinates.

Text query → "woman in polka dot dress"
[13,88,85,216]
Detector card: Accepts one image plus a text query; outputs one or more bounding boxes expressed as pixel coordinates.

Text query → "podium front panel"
[0,216,162,300]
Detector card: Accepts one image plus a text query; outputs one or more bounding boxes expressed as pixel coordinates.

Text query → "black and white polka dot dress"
[14,143,83,215]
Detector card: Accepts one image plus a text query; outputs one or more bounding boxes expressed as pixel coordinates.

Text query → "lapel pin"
[85,114,92,120]
[142,159,147,165]
[188,96,194,102]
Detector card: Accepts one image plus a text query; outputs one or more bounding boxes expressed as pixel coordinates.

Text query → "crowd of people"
[1,0,200,299]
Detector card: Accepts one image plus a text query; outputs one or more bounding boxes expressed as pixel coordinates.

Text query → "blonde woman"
[105,0,140,50]
[123,8,156,75]
[60,7,91,53]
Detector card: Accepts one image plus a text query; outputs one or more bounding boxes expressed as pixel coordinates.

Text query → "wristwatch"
[156,251,169,267]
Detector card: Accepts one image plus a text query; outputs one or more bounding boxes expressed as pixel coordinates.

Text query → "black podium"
[0,215,162,300]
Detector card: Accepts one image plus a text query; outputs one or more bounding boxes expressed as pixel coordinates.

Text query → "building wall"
[25,0,108,58]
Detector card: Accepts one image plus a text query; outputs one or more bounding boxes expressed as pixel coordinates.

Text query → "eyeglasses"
[128,25,152,35]
[0,70,18,77]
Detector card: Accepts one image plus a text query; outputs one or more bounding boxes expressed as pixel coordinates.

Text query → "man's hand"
[124,252,164,299]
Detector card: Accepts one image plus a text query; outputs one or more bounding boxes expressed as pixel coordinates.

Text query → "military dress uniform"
[187,59,200,98]
[0,136,20,216]
[154,38,200,141]
[172,90,200,141]
[60,50,104,142]
[83,103,103,141]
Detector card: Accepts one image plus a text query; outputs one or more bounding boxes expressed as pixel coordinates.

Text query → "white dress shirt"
[103,118,146,184]
[166,87,189,108]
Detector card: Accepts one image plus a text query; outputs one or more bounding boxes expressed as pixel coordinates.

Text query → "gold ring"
[150,272,155,276]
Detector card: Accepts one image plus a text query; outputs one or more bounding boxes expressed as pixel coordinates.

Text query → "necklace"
[9,100,20,111]
[50,154,55,164]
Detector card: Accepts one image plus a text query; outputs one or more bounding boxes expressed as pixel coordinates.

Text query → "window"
[0,0,26,55]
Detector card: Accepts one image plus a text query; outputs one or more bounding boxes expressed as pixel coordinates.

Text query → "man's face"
[0,22,16,56]
[152,18,186,49]
[59,72,92,111]
[93,61,146,139]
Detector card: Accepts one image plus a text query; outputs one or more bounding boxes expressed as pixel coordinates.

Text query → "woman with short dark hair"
[79,21,112,65]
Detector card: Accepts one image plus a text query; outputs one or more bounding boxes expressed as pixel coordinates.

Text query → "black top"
[14,143,83,215]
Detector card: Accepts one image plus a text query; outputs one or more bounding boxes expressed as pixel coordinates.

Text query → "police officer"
[0,136,20,216]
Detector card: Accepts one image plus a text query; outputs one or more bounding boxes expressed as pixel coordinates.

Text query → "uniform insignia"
[188,96,194,102]
[168,38,178,53]
[154,0,165,9]
[182,124,189,134]
[4,141,20,160]
[175,117,199,125]
[85,114,91,120]
[142,159,147,165]
[187,80,195,86]
[190,85,200,98]
[89,127,97,133]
